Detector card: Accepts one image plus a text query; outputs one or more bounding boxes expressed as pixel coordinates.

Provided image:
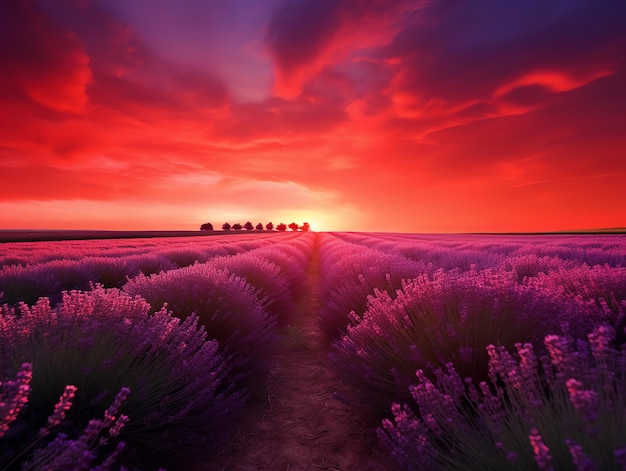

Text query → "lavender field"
[1,232,625,470]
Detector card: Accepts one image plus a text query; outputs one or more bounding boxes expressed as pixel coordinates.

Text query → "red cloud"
[0,1,92,113]
[494,69,614,98]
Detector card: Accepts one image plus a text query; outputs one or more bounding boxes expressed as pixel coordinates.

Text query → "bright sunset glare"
[1,1,625,232]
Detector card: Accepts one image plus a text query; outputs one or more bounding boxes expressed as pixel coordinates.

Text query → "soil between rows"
[200,239,392,471]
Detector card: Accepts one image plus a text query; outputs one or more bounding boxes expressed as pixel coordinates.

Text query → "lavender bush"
[0,287,244,468]
[157,246,227,267]
[378,325,626,470]
[254,242,312,294]
[329,268,601,418]
[536,265,626,314]
[209,252,295,326]
[502,254,576,282]
[123,264,277,394]
[317,244,431,342]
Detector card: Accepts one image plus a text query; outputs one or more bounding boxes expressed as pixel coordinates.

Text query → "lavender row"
[0,232,296,267]
[327,268,607,418]
[0,232,298,306]
[0,234,314,469]
[206,233,315,325]
[324,231,626,325]
[317,234,626,468]
[121,232,315,397]
[331,232,626,270]
[316,233,435,343]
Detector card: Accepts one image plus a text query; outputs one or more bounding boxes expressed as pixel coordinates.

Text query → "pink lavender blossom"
[588,325,614,363]
[566,438,598,471]
[566,378,599,432]
[529,428,553,470]
[39,384,77,437]
[0,362,32,438]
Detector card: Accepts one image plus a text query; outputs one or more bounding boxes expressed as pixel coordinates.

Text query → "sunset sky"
[1,0,625,232]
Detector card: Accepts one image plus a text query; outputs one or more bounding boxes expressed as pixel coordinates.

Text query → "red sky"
[1,0,625,232]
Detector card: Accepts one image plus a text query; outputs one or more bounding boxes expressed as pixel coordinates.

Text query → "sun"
[278,209,341,232]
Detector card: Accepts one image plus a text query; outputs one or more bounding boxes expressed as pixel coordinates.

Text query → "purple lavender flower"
[566,438,598,471]
[529,428,553,471]
[566,379,599,432]
[39,384,77,437]
[0,362,32,438]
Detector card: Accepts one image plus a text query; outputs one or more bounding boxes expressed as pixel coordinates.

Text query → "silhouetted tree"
[276,223,287,232]
[244,221,254,230]
[232,223,242,230]
[255,223,264,230]
[222,222,231,231]
[200,222,214,231]
[266,222,274,231]
[300,222,310,232]
[288,222,299,232]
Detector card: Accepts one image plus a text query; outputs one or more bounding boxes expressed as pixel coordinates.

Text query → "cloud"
[265,0,411,97]
[0,0,92,113]
[380,0,626,130]
[0,0,231,163]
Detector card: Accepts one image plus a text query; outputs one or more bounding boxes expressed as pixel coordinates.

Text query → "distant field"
[2,227,625,243]
[0,229,262,243]
[483,227,626,235]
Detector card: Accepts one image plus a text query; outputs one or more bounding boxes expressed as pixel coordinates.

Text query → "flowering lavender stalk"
[0,362,32,438]
[529,428,553,471]
[20,387,131,471]
[567,379,599,435]
[566,438,598,471]
[38,384,78,437]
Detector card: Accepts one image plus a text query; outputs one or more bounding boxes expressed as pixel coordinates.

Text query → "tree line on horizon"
[200,221,311,232]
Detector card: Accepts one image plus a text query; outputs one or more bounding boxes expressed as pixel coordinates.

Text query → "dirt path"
[202,236,392,471]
